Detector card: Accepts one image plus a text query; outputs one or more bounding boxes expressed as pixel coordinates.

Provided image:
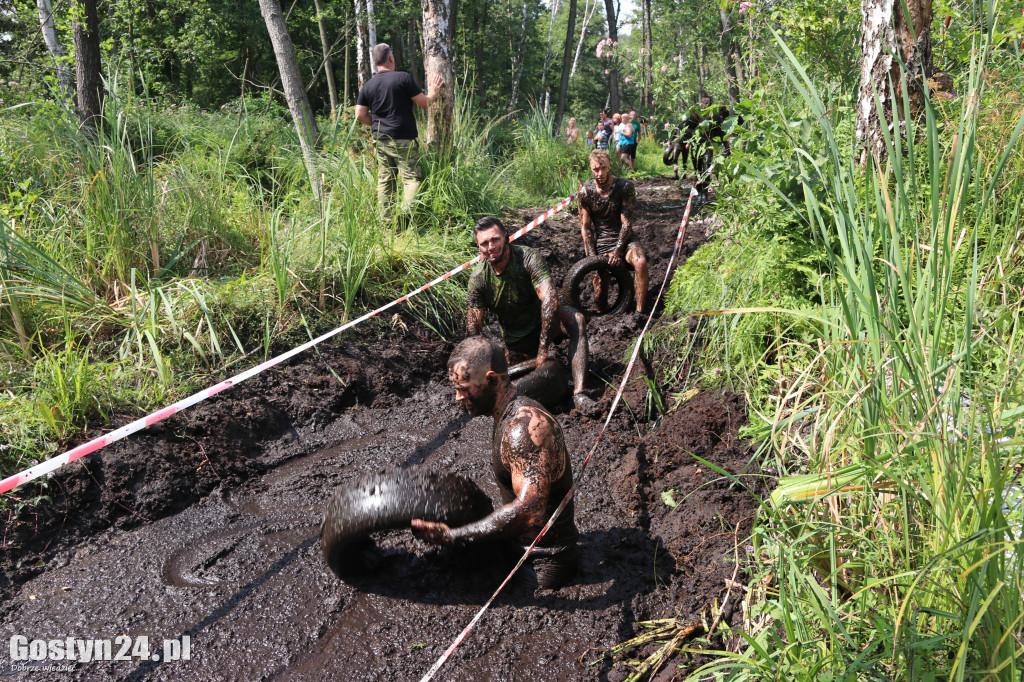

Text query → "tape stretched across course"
[419,181,704,682]
[0,189,582,496]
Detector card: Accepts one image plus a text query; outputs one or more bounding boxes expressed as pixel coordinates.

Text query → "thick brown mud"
[0,178,764,680]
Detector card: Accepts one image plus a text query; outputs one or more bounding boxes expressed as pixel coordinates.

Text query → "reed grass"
[678,12,1024,680]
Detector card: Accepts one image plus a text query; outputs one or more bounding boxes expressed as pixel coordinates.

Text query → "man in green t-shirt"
[466,217,598,415]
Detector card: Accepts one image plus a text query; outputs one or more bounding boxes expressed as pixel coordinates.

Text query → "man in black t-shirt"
[355,43,442,225]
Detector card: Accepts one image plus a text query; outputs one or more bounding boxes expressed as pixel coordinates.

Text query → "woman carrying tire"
[577,149,650,319]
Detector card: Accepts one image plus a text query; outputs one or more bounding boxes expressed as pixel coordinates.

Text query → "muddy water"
[1,180,763,680]
[1,384,660,680]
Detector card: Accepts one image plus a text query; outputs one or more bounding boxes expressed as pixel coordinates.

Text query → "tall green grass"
[682,16,1024,681]
[1,75,560,489]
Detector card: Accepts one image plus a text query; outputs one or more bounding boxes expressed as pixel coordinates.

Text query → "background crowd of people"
[565,109,649,173]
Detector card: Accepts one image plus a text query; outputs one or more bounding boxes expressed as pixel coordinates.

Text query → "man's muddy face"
[449,361,497,416]
[590,157,612,188]
[475,226,508,265]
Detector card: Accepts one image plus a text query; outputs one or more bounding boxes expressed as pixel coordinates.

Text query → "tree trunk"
[569,0,597,81]
[603,0,619,112]
[642,0,652,107]
[719,7,743,104]
[37,0,74,100]
[343,10,351,108]
[474,0,487,97]
[422,0,455,149]
[73,0,103,134]
[313,0,338,117]
[541,0,561,92]
[259,0,321,195]
[507,0,529,113]
[408,18,424,86]
[366,0,377,74]
[554,0,578,136]
[695,42,705,101]
[354,0,371,87]
[856,0,934,163]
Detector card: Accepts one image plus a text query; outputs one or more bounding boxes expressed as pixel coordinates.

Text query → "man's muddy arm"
[534,280,559,366]
[579,207,598,257]
[614,188,638,261]
[413,409,559,545]
[467,307,485,336]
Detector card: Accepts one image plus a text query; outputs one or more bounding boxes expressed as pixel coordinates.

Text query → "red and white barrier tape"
[0,189,581,496]
[419,183,702,682]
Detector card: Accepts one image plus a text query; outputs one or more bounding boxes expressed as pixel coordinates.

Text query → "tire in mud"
[512,359,570,411]
[320,467,494,579]
[561,255,634,317]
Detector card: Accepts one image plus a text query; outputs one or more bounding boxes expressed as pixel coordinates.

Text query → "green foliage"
[499,101,589,204]
[682,17,1024,681]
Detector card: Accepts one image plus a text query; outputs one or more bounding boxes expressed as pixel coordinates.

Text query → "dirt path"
[1,178,762,681]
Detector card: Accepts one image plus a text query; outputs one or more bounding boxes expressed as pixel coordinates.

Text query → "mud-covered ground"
[1,178,764,681]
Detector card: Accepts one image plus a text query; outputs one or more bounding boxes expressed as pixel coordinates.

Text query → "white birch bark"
[855,0,933,163]
[367,0,378,74]
[354,0,370,87]
[507,0,529,113]
[37,0,73,99]
[569,0,598,81]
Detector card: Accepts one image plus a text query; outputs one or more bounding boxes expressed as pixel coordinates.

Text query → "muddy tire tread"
[561,255,634,316]
[320,467,493,578]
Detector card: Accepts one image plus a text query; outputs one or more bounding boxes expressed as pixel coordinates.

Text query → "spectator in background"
[611,112,623,151]
[585,129,595,148]
[565,117,580,145]
[618,112,637,172]
[629,110,642,138]
[594,112,611,150]
[355,43,442,229]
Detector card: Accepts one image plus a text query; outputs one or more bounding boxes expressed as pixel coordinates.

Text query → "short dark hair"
[371,43,392,67]
[473,216,507,237]
[449,337,509,377]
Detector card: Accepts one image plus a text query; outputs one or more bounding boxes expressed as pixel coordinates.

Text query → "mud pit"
[1,179,764,680]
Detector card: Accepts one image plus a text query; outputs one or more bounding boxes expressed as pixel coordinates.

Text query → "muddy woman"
[411,337,579,590]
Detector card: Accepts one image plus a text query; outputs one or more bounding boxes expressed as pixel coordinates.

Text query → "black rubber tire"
[561,255,634,317]
[320,467,493,579]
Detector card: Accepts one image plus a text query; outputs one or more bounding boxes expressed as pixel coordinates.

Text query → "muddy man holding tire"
[412,337,579,589]
[578,149,650,320]
[465,216,599,416]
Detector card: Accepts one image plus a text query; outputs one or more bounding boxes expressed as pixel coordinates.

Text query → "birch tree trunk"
[259,0,321,196]
[856,0,933,163]
[73,0,103,134]
[507,0,529,113]
[569,0,598,81]
[642,0,652,107]
[343,10,351,107]
[313,0,338,116]
[554,0,578,136]
[37,0,73,99]
[474,1,487,97]
[354,0,371,87]
[367,0,377,74]
[603,0,619,112]
[540,0,561,92]
[719,7,743,103]
[422,0,455,149]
